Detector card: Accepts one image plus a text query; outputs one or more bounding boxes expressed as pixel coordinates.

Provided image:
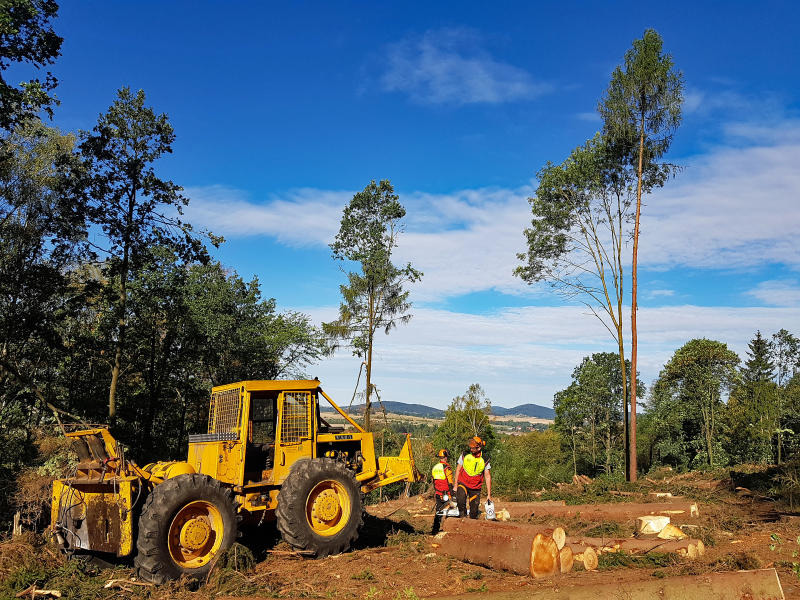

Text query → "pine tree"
[742,331,775,383]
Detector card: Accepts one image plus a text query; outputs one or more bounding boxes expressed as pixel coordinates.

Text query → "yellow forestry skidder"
[50,380,420,583]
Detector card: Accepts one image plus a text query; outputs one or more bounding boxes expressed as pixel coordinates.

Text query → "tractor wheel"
[276,458,363,557]
[134,474,237,584]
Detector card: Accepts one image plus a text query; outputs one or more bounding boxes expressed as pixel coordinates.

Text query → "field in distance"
[321,400,553,434]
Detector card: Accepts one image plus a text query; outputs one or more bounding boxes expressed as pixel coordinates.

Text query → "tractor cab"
[186,380,397,492]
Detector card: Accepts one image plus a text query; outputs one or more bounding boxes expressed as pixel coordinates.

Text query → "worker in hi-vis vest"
[431,448,454,533]
[453,436,491,519]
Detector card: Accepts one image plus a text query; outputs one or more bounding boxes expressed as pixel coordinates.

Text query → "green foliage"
[431,383,496,459]
[490,430,572,497]
[323,179,421,430]
[599,29,683,185]
[742,331,775,383]
[554,353,641,476]
[584,521,623,538]
[645,339,739,468]
[0,0,62,132]
[353,569,375,580]
[598,550,678,570]
[62,87,219,418]
[514,138,633,427]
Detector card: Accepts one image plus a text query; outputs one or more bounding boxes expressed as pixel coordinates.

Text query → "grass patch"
[584,521,624,538]
[598,551,679,570]
[461,571,483,580]
[466,583,488,593]
[386,530,426,547]
[710,551,762,571]
[353,569,376,581]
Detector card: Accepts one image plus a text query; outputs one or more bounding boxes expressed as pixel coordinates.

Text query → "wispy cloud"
[648,289,675,298]
[185,185,347,247]
[301,304,800,407]
[747,279,800,307]
[576,111,601,123]
[379,28,552,105]
[184,119,800,303]
[643,120,800,270]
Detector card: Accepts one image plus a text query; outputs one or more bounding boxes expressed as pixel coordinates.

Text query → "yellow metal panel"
[360,432,377,473]
[212,380,322,393]
[117,479,134,556]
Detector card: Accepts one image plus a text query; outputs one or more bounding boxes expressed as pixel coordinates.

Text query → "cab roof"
[211,380,323,393]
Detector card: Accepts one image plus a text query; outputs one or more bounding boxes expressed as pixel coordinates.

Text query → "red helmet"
[437,448,449,459]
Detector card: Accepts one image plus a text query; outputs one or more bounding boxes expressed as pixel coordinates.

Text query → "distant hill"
[322,401,444,418]
[491,404,555,419]
[322,400,554,420]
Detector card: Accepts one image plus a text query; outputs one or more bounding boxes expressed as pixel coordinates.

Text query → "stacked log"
[501,501,698,521]
[434,519,570,578]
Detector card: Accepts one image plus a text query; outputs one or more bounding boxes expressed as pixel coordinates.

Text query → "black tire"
[134,474,238,584]
[275,458,363,557]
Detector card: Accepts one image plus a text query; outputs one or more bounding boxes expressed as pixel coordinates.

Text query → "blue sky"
[49,2,800,408]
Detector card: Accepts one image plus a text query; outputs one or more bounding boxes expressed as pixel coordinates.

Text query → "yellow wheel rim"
[168,500,224,568]
[306,480,351,537]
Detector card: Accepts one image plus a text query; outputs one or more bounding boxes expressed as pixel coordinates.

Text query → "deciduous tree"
[771,329,800,462]
[599,29,684,479]
[323,179,421,431]
[63,87,216,419]
[432,383,496,460]
[653,339,738,466]
[0,0,62,132]
[515,135,635,476]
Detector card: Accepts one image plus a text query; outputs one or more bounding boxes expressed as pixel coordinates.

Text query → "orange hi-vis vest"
[458,452,486,489]
[432,462,453,493]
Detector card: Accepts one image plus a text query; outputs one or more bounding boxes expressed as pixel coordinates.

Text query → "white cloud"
[643,122,800,270]
[746,279,800,307]
[379,28,552,105]
[576,111,601,123]
[184,119,800,302]
[300,304,800,409]
[648,289,675,298]
[185,185,347,247]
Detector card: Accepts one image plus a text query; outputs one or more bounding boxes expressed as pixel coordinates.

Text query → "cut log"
[558,545,573,573]
[567,544,598,571]
[435,520,564,578]
[566,536,703,558]
[503,501,698,522]
[424,568,785,600]
[530,533,558,578]
[497,500,566,519]
[636,515,670,535]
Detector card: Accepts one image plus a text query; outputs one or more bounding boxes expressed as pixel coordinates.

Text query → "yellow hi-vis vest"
[432,462,452,492]
[459,453,486,488]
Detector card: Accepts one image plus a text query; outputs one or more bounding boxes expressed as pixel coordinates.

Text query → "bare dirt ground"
[2,471,799,599]
[220,473,800,600]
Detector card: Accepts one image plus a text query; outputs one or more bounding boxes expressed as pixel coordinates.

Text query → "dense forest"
[2,1,800,541]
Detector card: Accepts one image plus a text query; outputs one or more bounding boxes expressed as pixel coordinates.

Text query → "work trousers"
[456,484,481,519]
[431,492,450,534]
